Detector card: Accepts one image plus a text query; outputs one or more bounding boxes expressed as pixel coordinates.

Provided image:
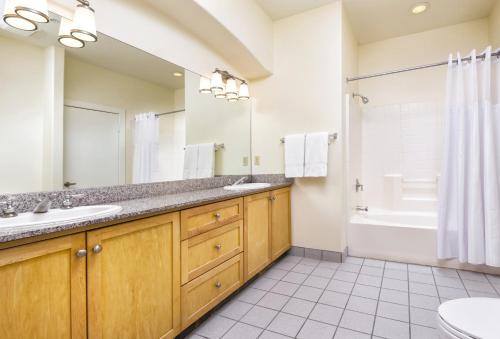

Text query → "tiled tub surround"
[185,254,500,339]
[0,175,292,244]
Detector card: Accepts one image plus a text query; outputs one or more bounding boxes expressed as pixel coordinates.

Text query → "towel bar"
[280,133,338,144]
[183,143,225,151]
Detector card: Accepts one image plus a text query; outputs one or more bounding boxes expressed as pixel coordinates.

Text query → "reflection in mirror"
[0,13,251,194]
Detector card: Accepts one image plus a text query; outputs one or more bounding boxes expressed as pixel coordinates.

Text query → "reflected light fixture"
[410,2,429,14]
[15,0,49,23]
[200,69,250,102]
[58,16,84,48]
[71,0,97,42]
[199,77,211,94]
[173,72,183,77]
[3,0,38,31]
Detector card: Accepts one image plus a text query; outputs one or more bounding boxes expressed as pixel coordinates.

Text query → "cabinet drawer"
[181,220,243,285]
[180,198,243,240]
[181,253,244,328]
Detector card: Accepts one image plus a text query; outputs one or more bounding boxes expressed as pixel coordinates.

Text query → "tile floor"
[186,254,500,339]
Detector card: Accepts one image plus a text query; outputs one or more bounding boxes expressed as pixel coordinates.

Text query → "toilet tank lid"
[438,298,500,339]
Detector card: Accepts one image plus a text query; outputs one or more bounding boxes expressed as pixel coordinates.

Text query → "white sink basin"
[0,205,122,229]
[223,183,271,191]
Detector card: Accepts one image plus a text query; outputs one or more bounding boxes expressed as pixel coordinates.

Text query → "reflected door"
[63,104,123,189]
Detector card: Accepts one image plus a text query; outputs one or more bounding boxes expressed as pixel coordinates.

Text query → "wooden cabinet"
[181,220,243,285]
[87,213,180,339]
[181,254,244,328]
[271,188,292,260]
[0,234,87,339]
[244,192,272,280]
[244,187,291,280]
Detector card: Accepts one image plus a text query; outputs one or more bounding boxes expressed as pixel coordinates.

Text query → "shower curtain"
[438,47,500,267]
[132,112,160,184]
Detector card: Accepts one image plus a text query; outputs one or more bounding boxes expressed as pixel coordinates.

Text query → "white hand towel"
[304,132,329,177]
[284,134,305,178]
[183,145,199,179]
[196,143,215,178]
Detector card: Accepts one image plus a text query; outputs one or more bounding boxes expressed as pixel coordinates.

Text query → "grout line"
[370,260,386,337]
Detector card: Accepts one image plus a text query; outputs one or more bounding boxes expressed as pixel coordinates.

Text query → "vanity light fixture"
[410,2,429,14]
[14,0,49,23]
[2,0,39,31]
[200,69,250,102]
[58,16,84,48]
[199,77,212,94]
[70,0,97,42]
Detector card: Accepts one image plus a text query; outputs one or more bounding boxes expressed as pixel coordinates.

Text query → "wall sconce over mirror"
[199,69,250,102]
[2,0,97,48]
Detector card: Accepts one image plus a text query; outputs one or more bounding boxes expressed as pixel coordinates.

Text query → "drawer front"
[181,254,244,328]
[180,198,243,240]
[181,220,243,285]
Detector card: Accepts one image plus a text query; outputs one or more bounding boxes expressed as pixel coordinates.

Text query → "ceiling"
[256,0,337,20]
[0,14,185,89]
[344,0,498,44]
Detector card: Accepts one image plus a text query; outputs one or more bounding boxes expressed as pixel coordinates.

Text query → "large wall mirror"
[0,13,252,194]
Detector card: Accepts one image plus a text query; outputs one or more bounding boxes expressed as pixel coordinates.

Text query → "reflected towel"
[196,143,215,178]
[183,145,198,179]
[284,134,305,178]
[304,132,328,177]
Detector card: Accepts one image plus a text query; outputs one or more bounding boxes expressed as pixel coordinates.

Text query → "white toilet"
[438,298,500,339]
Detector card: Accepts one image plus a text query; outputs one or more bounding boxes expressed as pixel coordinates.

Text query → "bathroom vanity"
[0,184,291,338]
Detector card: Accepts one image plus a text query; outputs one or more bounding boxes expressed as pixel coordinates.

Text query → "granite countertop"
[0,182,291,244]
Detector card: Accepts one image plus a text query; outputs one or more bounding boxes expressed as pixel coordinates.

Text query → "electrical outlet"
[254,156,261,166]
[242,156,249,166]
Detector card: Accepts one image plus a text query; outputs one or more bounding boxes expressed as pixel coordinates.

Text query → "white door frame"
[64,100,126,185]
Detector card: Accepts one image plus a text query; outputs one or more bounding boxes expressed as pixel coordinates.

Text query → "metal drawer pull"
[92,244,103,254]
[214,212,221,220]
[75,249,87,257]
[271,196,276,201]
[215,244,222,250]
[215,281,222,288]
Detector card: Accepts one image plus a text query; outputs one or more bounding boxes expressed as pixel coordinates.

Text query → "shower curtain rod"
[346,50,500,82]
[156,109,185,117]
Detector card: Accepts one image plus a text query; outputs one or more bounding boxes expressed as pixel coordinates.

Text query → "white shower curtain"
[132,112,160,184]
[438,47,500,267]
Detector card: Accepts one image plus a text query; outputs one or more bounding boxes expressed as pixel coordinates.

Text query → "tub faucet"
[356,206,368,212]
[355,179,364,192]
[232,176,248,186]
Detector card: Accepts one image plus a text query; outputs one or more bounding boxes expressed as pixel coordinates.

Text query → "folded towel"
[196,143,215,178]
[284,134,305,178]
[183,145,198,179]
[304,132,329,177]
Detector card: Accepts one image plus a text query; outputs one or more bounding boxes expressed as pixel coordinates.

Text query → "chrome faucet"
[61,194,84,209]
[355,179,364,192]
[0,198,18,218]
[232,176,249,186]
[356,206,368,212]
[33,195,55,213]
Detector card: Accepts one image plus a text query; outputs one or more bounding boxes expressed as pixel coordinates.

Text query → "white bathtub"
[350,209,436,229]
[349,208,439,264]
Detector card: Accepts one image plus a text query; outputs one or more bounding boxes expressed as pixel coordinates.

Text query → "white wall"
[490,0,500,48]
[252,2,345,252]
[64,56,177,184]
[356,19,490,212]
[0,35,46,193]
[185,71,251,176]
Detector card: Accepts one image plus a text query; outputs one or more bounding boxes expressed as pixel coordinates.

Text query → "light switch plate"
[243,156,249,166]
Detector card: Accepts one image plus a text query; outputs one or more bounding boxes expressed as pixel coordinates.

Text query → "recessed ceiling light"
[173,72,183,77]
[410,2,430,15]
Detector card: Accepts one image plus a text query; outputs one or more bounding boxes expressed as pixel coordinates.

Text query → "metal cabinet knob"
[75,249,87,257]
[214,212,221,220]
[92,244,103,254]
[215,281,222,288]
[271,196,276,201]
[215,244,222,250]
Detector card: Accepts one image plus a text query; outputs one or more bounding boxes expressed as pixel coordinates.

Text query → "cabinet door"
[271,188,291,260]
[87,213,180,339]
[0,234,87,339]
[244,192,272,280]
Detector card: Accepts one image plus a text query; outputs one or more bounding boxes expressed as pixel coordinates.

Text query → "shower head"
[353,93,369,104]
